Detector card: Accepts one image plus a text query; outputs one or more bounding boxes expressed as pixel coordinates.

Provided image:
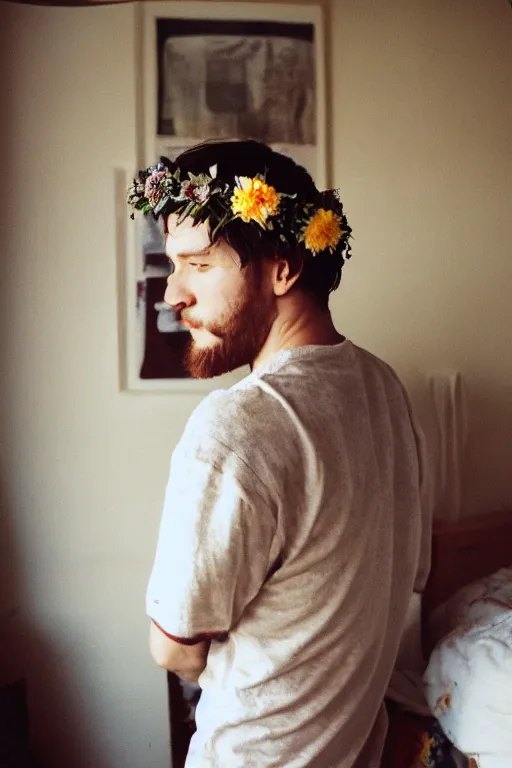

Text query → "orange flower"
[303,209,343,254]
[231,176,280,227]
[417,732,435,765]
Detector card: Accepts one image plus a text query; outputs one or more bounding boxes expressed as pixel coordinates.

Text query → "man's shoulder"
[185,377,285,447]
[176,380,291,499]
[352,342,401,381]
[350,342,411,402]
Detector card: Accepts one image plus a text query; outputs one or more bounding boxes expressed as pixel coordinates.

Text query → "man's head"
[164,212,280,378]
[131,140,351,378]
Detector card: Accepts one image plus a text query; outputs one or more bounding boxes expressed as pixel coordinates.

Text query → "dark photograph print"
[157,18,316,147]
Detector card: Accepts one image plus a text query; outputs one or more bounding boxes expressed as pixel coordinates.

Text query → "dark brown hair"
[173,140,344,309]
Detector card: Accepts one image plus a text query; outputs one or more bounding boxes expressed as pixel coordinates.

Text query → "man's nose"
[164,272,193,311]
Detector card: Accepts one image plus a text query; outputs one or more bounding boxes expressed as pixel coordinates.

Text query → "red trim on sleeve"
[152,620,228,646]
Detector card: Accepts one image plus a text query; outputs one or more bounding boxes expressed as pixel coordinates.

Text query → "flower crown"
[127,159,352,262]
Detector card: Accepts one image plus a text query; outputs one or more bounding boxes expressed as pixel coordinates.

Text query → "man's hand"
[149,621,210,683]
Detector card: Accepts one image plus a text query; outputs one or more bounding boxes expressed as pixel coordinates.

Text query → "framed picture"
[123,1,327,392]
[141,1,327,184]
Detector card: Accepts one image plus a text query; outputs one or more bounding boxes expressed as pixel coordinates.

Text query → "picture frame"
[123,1,327,392]
[141,1,327,186]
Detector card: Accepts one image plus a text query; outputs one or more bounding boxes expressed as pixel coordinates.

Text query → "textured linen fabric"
[147,340,428,768]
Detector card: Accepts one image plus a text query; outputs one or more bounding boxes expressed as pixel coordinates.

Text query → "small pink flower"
[181,181,210,204]
[144,170,167,207]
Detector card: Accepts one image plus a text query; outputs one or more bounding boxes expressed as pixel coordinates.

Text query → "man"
[129,140,431,767]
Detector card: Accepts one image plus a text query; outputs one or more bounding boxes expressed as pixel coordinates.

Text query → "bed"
[420,510,512,768]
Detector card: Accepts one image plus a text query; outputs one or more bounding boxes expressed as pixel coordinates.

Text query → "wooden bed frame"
[423,509,512,618]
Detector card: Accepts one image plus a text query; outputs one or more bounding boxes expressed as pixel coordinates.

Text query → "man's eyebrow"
[181,247,212,259]
[166,243,212,261]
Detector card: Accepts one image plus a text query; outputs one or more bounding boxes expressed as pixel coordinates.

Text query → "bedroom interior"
[0,1,510,767]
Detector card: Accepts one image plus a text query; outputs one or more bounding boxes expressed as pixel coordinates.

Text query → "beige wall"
[0,0,510,766]
[331,0,512,518]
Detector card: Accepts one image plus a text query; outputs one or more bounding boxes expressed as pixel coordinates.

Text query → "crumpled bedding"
[424,567,512,768]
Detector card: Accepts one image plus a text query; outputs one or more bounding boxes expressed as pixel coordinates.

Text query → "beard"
[182,268,275,379]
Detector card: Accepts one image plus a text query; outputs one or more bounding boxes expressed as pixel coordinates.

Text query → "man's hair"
[174,140,344,309]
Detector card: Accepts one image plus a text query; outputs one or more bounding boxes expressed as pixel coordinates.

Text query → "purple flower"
[144,170,167,207]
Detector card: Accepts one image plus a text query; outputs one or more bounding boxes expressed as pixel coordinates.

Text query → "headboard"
[423,509,512,618]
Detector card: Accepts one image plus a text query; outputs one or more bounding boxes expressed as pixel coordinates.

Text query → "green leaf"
[154,196,169,216]
[211,212,229,239]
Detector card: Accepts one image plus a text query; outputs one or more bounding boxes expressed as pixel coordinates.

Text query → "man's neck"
[253,296,344,371]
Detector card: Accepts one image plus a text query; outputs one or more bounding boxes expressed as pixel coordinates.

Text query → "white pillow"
[424,567,512,768]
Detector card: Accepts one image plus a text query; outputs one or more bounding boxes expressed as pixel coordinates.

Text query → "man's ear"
[271,258,303,297]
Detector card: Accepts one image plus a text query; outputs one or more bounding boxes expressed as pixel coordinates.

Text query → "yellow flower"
[303,209,343,254]
[231,176,280,227]
[415,733,435,768]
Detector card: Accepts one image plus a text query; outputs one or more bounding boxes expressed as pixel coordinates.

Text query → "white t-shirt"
[147,341,431,768]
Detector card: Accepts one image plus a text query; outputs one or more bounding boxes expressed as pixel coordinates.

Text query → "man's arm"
[149,620,210,683]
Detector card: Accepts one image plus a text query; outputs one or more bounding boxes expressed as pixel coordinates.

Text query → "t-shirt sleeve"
[146,421,278,642]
